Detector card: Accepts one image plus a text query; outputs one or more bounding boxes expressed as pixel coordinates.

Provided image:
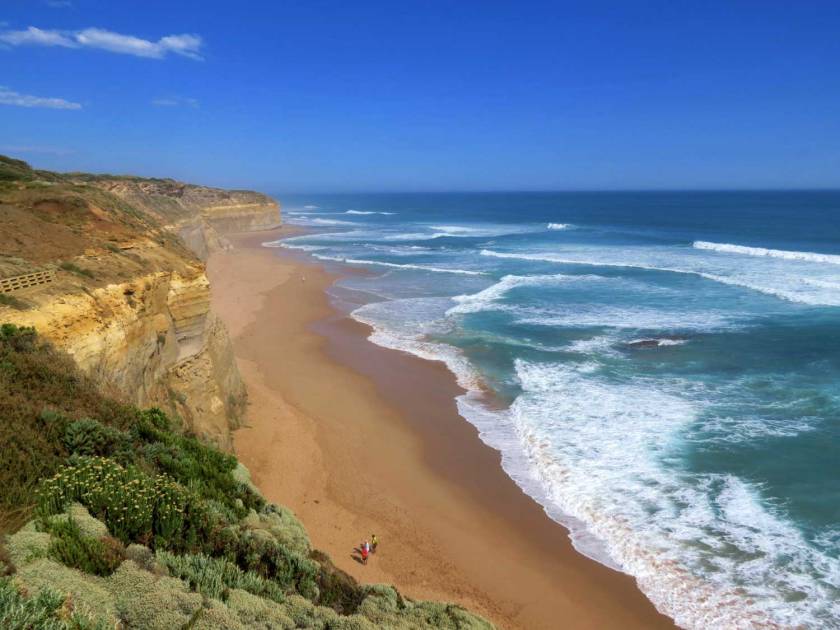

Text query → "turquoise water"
[271,192,840,628]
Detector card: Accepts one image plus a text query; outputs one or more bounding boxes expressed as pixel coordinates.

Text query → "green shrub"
[13,557,118,624]
[136,415,264,518]
[225,588,297,628]
[65,504,109,539]
[58,261,94,279]
[310,550,366,615]
[0,542,14,577]
[44,518,124,577]
[0,328,139,516]
[4,524,51,567]
[0,324,37,352]
[35,457,202,551]
[243,504,310,556]
[109,560,202,629]
[156,550,286,604]
[190,600,249,630]
[215,528,319,599]
[63,419,131,459]
[0,575,108,629]
[0,294,28,310]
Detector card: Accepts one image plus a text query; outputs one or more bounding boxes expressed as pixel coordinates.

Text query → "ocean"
[269,191,840,629]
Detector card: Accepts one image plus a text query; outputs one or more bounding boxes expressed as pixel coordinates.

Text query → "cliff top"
[0,155,278,305]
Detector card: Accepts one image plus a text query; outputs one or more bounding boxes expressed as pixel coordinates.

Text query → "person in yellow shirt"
[371,534,379,554]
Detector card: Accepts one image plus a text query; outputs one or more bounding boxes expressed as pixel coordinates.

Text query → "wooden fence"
[0,269,56,294]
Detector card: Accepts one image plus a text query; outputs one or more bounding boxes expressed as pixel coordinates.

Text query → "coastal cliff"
[0,156,280,448]
[0,154,492,629]
[79,176,281,260]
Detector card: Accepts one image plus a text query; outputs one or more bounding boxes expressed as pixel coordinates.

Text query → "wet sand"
[207,227,675,630]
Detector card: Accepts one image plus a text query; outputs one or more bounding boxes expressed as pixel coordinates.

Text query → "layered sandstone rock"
[0,158,277,449]
[8,268,245,448]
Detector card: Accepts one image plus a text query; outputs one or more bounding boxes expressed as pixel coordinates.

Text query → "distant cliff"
[75,175,281,260]
[0,155,280,448]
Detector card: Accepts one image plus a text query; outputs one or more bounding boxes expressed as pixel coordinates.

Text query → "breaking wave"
[346,210,396,215]
[694,241,840,265]
[479,249,840,307]
[312,254,485,276]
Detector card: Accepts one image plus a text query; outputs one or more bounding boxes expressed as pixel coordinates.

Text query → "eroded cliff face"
[84,177,281,260]
[6,267,245,448]
[0,157,278,449]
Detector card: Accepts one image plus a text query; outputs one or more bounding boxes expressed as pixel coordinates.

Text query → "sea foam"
[506,360,840,628]
[313,255,485,276]
[480,249,840,307]
[694,241,840,265]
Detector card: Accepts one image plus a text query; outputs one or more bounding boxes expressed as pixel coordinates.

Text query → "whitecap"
[506,360,840,628]
[694,241,840,265]
[345,210,395,215]
[480,249,840,307]
[309,218,357,226]
[312,255,486,276]
[447,273,593,316]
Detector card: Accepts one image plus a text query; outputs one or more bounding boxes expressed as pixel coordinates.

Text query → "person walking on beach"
[371,534,378,554]
[360,541,369,565]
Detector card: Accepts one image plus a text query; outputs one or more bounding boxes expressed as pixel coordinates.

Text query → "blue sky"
[1,0,839,191]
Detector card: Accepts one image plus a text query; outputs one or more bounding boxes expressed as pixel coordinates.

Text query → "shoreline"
[207,227,675,630]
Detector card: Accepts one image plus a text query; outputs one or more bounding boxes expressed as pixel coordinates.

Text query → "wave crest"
[693,241,840,265]
[312,254,485,275]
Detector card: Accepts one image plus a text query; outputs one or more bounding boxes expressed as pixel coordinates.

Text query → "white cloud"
[0,86,81,110]
[0,26,76,48]
[0,26,203,60]
[152,96,199,108]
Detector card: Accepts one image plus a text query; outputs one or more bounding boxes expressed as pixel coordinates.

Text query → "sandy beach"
[207,227,675,630]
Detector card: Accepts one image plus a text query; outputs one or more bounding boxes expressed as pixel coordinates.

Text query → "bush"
[44,518,124,577]
[109,560,202,629]
[242,504,310,556]
[310,550,366,615]
[0,294,28,310]
[58,261,94,279]
[0,328,139,516]
[0,542,14,577]
[136,415,264,518]
[3,525,51,567]
[215,528,319,599]
[35,457,203,551]
[63,419,131,459]
[224,588,297,628]
[0,575,108,629]
[0,324,37,352]
[156,551,286,604]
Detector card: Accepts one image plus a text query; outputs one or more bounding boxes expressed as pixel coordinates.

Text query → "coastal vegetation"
[0,324,493,628]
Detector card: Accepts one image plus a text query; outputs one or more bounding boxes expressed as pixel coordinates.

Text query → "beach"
[207,227,675,630]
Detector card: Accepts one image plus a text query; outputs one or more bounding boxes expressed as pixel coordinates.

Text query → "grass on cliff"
[0,324,139,530]
[0,326,352,608]
[58,261,96,279]
[0,325,493,628]
[0,294,29,311]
